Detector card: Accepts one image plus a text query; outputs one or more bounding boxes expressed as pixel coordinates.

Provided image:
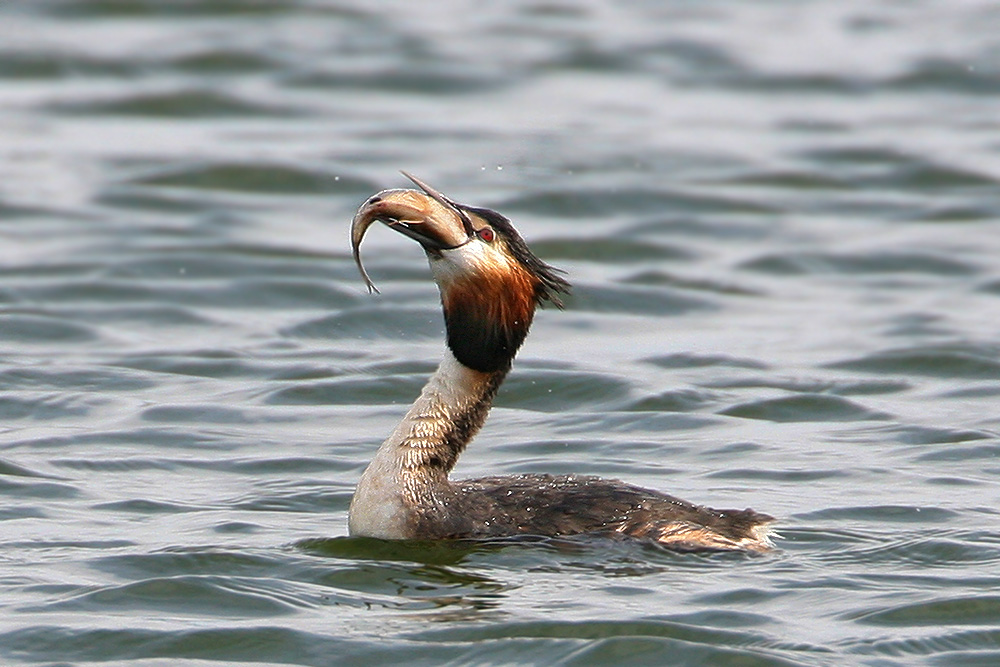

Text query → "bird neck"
[348,350,506,537]
[386,350,506,479]
[432,250,539,373]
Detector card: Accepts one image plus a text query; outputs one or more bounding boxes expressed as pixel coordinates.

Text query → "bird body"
[348,173,774,552]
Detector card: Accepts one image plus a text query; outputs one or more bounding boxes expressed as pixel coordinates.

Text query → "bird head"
[352,172,570,373]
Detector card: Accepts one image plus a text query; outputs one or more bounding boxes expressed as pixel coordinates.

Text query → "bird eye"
[477,226,495,242]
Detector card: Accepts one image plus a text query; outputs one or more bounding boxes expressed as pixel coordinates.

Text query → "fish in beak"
[351,172,476,293]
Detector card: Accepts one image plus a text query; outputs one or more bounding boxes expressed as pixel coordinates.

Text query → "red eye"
[477,226,495,242]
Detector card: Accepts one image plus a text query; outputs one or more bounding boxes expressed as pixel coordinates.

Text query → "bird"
[347,172,775,552]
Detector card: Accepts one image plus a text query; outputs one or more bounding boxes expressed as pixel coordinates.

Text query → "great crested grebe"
[347,173,774,552]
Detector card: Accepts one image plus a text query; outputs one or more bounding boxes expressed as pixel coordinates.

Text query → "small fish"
[350,188,408,294]
[351,172,472,294]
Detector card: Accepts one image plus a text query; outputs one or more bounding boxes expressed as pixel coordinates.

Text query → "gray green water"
[2,1,1000,665]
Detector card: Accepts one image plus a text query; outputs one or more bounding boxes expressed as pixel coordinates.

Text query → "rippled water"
[3,1,1000,665]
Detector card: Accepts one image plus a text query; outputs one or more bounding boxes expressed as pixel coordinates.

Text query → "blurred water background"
[2,1,1000,665]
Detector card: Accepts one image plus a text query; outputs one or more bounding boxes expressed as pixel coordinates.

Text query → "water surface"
[2,1,1000,665]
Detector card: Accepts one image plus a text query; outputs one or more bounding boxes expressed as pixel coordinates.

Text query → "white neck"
[348,350,503,538]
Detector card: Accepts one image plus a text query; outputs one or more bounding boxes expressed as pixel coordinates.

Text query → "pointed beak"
[351,182,473,293]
